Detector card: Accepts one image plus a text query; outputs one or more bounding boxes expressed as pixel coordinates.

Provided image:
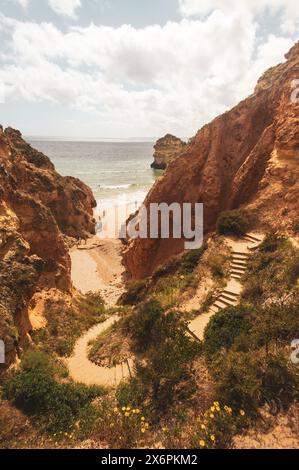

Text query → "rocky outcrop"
[0,128,96,367]
[125,42,299,279]
[151,134,186,170]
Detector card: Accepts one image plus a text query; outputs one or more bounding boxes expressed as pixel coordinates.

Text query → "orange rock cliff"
[125,42,299,279]
[151,134,186,170]
[0,128,96,365]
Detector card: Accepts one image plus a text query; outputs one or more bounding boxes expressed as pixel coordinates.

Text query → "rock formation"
[125,42,299,279]
[151,134,186,170]
[0,128,96,367]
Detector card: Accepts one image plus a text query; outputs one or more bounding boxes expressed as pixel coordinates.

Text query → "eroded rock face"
[0,128,96,367]
[151,134,186,170]
[125,42,299,279]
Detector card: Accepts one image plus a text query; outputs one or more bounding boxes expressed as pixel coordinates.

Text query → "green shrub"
[137,311,200,411]
[120,279,149,305]
[124,300,164,353]
[204,306,252,360]
[3,350,105,435]
[116,378,148,408]
[259,233,287,253]
[216,209,249,237]
[258,352,298,408]
[211,351,261,414]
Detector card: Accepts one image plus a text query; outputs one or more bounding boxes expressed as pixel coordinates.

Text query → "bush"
[116,378,148,408]
[124,300,164,353]
[94,400,150,449]
[259,233,287,253]
[137,311,200,411]
[216,209,249,237]
[192,402,248,449]
[211,351,261,414]
[204,306,252,360]
[3,350,105,435]
[120,280,149,305]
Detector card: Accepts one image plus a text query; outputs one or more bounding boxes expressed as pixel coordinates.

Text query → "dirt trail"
[65,316,133,387]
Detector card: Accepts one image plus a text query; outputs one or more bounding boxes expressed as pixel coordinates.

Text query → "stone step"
[231,266,246,274]
[248,243,260,251]
[231,257,248,265]
[232,255,249,263]
[210,305,220,314]
[231,274,242,280]
[231,261,247,269]
[232,251,250,257]
[222,289,240,299]
[217,296,236,307]
[244,233,263,243]
[214,300,230,310]
[219,292,239,304]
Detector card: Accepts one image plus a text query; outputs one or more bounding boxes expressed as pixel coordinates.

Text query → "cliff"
[151,134,186,170]
[125,42,299,278]
[0,128,96,366]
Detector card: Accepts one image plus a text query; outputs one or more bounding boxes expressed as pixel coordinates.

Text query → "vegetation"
[32,292,106,357]
[204,305,252,360]
[202,233,299,419]
[3,350,105,436]
[121,300,201,412]
[120,246,207,309]
[192,402,248,449]
[216,209,250,237]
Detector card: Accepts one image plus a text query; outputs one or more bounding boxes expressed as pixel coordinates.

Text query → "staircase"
[188,232,264,340]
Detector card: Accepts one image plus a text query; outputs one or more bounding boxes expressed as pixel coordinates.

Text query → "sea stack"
[151,134,186,170]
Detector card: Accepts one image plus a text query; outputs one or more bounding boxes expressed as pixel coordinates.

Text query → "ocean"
[29,140,162,218]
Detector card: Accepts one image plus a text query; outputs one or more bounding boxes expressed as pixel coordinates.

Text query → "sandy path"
[65,316,134,387]
[70,237,126,307]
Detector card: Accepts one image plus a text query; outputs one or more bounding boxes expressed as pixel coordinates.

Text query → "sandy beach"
[70,236,126,306]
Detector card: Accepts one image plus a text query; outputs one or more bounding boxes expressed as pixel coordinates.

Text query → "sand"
[70,236,126,307]
[65,316,134,387]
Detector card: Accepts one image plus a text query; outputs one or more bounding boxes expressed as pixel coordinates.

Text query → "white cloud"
[48,0,82,19]
[179,0,299,33]
[0,8,295,137]
[15,0,29,8]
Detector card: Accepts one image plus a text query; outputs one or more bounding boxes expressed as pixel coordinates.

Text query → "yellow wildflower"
[135,409,141,414]
[210,413,215,419]
[199,440,205,447]
[141,428,146,433]
[214,401,219,407]
[125,412,130,417]
[201,424,206,430]
[141,416,146,421]
[240,410,246,416]
[210,435,215,442]
[210,406,215,412]
[122,406,126,411]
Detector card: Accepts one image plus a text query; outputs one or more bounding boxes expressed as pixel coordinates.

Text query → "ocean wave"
[98,183,143,190]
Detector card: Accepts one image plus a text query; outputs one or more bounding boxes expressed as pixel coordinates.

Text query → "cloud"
[15,0,29,8]
[178,0,299,33]
[48,0,82,19]
[0,10,295,137]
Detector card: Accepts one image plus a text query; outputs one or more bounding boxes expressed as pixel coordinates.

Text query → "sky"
[0,0,298,139]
